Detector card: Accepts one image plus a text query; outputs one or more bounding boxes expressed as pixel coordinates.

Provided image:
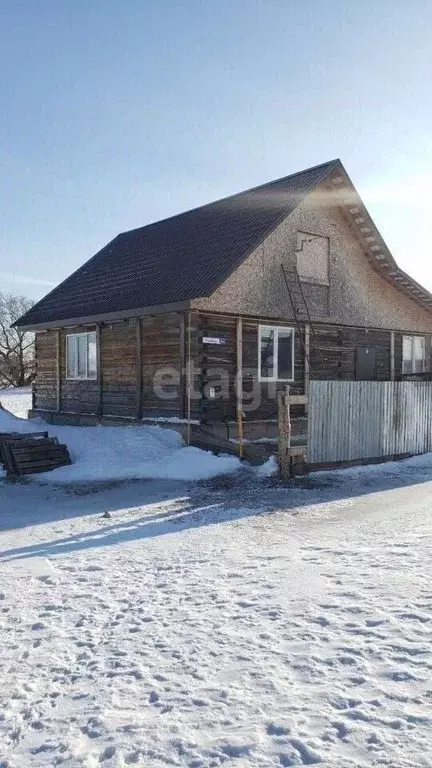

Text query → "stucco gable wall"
[192,185,432,333]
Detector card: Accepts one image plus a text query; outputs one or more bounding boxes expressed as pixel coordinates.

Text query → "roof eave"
[15,300,192,332]
[329,170,432,313]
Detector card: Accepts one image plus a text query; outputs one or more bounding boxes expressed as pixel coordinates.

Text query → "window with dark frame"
[66,332,97,380]
[258,326,294,382]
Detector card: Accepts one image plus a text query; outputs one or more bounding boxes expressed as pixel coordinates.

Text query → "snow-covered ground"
[1,459,432,767]
[0,386,32,420]
[0,389,241,483]
[1,387,431,766]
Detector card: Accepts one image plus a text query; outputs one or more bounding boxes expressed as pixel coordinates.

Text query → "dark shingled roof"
[16,159,341,328]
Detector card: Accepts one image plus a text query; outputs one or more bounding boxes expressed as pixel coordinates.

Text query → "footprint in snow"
[99,745,116,762]
[36,575,56,585]
[279,739,322,766]
[81,716,104,739]
[310,615,331,627]
[388,670,418,682]
[398,612,429,623]
[267,722,290,736]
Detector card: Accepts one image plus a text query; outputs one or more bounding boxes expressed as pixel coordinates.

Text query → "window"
[258,326,294,382]
[66,332,97,380]
[402,335,425,375]
[296,231,329,285]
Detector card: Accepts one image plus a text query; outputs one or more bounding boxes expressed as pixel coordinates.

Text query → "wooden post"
[179,314,186,418]
[278,385,292,480]
[186,312,192,446]
[96,323,102,418]
[390,331,395,381]
[32,333,39,411]
[237,409,244,459]
[135,318,142,420]
[236,317,244,459]
[304,323,310,414]
[56,330,61,412]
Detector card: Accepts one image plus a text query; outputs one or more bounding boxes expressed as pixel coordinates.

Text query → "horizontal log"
[9,440,60,451]
[7,438,59,450]
[13,463,71,475]
[288,395,309,405]
[12,456,70,470]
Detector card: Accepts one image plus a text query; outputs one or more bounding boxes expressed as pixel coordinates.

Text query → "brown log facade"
[32,311,432,426]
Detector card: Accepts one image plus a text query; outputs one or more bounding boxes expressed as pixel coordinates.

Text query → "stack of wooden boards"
[0,431,72,478]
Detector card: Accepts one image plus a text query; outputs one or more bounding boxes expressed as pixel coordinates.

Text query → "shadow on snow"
[1,455,432,563]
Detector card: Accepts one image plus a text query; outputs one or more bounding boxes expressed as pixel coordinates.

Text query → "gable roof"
[15,160,340,328]
[16,158,432,329]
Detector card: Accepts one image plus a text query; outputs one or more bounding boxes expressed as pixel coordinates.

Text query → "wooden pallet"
[2,436,71,477]
[0,431,49,465]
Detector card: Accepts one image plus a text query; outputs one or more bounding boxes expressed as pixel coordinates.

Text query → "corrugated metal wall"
[308,381,432,463]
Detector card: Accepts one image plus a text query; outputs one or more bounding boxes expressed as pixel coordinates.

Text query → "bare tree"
[0,292,35,388]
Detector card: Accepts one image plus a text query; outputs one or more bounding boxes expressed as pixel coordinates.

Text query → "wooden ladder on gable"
[280,264,328,376]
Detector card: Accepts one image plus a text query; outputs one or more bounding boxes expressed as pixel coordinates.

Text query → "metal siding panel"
[308,380,432,464]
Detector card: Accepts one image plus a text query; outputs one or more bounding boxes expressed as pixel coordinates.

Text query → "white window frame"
[258,325,295,383]
[66,331,97,381]
[402,335,426,375]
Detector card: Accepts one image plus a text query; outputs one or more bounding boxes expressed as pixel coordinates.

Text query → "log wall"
[200,314,237,423]
[33,315,184,419]
[32,311,432,424]
[34,331,58,411]
[242,318,305,420]
[101,321,137,418]
[194,313,305,423]
[192,313,432,423]
[141,313,184,418]
[60,327,99,414]
[310,326,392,381]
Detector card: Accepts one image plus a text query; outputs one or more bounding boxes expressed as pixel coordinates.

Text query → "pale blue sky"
[1,0,431,300]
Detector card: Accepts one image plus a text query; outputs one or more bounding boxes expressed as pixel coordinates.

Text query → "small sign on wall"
[202,336,228,345]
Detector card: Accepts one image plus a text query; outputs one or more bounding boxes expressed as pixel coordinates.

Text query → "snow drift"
[0,399,241,484]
